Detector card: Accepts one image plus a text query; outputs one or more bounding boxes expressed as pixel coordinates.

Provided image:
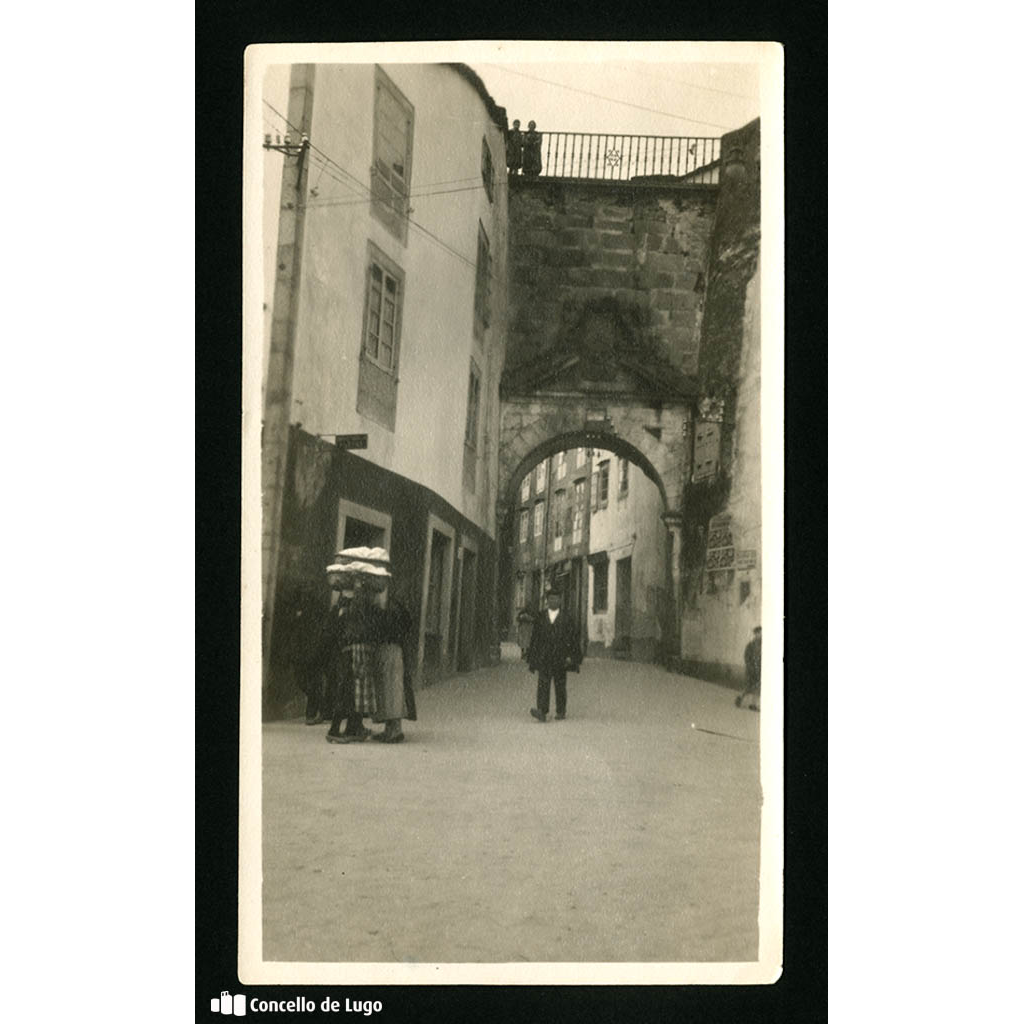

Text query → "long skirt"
[372,643,408,722]
[337,643,377,716]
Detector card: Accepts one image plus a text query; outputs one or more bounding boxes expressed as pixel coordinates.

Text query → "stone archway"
[498,397,690,516]
[496,396,692,666]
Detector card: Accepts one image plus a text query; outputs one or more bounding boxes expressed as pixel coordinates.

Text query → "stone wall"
[679,120,762,683]
[506,181,717,377]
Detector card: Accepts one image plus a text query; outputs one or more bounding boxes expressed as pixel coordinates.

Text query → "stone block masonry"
[506,182,717,376]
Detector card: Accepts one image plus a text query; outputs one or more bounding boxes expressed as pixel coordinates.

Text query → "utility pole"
[262,64,315,700]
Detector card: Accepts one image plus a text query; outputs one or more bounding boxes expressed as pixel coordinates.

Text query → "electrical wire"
[607,63,757,101]
[264,99,484,272]
[477,63,736,131]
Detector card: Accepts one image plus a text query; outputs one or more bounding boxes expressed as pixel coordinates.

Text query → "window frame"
[481,137,494,202]
[474,222,492,339]
[594,460,610,509]
[572,480,585,545]
[370,66,415,244]
[553,489,566,538]
[464,359,481,450]
[360,242,405,376]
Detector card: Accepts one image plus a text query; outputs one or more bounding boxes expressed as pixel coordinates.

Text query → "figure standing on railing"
[522,120,542,178]
[506,119,523,176]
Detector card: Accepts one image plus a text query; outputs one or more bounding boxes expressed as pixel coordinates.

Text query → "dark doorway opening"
[614,555,633,657]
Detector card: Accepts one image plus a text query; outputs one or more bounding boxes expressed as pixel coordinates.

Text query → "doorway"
[615,556,632,656]
[423,529,450,684]
[457,548,477,671]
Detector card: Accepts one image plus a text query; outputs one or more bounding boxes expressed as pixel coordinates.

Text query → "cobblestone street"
[262,649,761,964]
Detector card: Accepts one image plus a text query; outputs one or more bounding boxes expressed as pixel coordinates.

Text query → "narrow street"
[262,650,761,964]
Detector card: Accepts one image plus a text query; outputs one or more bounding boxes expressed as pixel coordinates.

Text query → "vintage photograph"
[241,40,783,985]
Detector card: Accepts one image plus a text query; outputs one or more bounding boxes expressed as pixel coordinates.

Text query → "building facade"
[262,63,509,714]
[586,449,668,662]
[509,447,591,652]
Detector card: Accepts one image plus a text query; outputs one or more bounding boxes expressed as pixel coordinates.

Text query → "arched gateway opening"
[496,407,691,666]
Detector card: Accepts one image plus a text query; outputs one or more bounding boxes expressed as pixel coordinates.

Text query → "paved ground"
[262,648,761,964]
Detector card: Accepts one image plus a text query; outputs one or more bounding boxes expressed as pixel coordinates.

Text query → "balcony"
[519,132,720,184]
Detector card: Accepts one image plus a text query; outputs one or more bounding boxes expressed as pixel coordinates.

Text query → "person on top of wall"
[506,119,524,176]
[522,121,542,178]
[526,584,582,722]
[735,625,762,711]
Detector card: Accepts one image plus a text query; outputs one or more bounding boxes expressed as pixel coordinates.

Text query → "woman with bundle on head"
[364,551,415,743]
[324,550,384,744]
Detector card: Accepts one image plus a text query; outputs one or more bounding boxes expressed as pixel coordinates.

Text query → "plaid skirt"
[338,643,377,716]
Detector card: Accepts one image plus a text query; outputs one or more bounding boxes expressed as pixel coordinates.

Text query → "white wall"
[269,63,508,537]
[587,450,667,653]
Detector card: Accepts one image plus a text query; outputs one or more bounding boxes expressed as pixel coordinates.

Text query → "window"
[521,475,531,503]
[535,460,546,493]
[515,574,526,610]
[474,223,491,338]
[572,480,585,545]
[364,262,400,371]
[592,561,609,612]
[519,509,529,544]
[553,489,565,552]
[592,459,610,509]
[481,137,494,202]
[692,422,722,482]
[577,447,587,467]
[371,68,414,243]
[534,501,544,538]
[618,459,629,499]
[464,361,481,448]
[357,242,404,430]
[556,451,567,480]
[463,360,481,492]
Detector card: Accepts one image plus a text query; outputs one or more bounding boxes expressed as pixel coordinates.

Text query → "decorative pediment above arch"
[502,297,697,399]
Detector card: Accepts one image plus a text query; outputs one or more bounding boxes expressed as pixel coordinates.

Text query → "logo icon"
[210,992,246,1016]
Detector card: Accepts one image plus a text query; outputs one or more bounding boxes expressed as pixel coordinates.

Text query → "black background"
[196,3,826,1020]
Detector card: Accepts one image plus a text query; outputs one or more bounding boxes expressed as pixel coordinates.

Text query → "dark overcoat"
[526,610,582,674]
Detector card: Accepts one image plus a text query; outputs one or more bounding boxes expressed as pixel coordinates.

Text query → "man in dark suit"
[526,585,583,722]
[735,626,762,711]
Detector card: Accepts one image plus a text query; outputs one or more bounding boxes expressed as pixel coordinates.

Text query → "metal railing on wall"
[525,133,720,183]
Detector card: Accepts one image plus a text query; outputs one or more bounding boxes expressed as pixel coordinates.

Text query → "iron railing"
[528,133,720,183]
